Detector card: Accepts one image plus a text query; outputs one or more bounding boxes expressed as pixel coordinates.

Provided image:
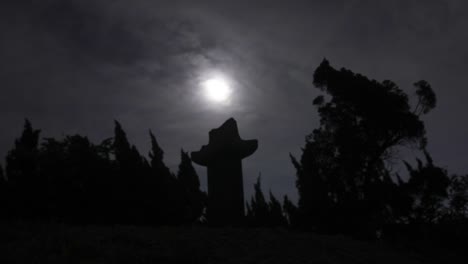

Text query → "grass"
[0,221,460,264]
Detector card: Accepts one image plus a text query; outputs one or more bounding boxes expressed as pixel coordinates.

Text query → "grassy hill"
[0,221,462,264]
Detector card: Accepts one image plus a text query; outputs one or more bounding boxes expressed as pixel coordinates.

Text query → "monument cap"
[191,118,258,166]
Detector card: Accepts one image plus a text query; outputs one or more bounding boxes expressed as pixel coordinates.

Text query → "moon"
[203,77,232,103]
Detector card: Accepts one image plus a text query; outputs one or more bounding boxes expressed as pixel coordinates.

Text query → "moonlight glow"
[203,77,232,103]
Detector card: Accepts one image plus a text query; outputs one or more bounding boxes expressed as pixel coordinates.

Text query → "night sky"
[1,0,468,201]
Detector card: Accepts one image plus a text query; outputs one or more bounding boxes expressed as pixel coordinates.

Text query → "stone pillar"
[191,118,258,225]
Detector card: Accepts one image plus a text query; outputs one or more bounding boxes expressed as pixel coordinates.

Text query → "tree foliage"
[403,151,451,223]
[6,119,41,218]
[0,120,205,225]
[291,59,439,235]
[177,150,207,223]
[246,176,287,227]
[283,195,298,227]
[446,174,468,220]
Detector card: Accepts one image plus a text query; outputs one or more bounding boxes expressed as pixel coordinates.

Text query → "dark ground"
[0,221,464,264]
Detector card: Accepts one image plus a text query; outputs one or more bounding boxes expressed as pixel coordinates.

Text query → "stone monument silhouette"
[191,118,258,225]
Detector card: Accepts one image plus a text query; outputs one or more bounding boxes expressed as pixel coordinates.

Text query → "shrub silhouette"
[447,174,468,220]
[402,151,451,224]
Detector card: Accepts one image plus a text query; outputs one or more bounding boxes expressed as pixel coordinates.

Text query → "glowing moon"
[203,77,231,103]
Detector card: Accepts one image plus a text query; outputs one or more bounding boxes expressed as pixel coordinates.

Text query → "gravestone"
[191,118,258,225]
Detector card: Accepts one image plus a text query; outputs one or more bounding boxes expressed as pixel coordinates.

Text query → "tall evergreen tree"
[149,131,171,176]
[112,121,147,223]
[177,150,206,223]
[291,60,436,235]
[268,191,288,226]
[39,137,67,219]
[64,135,104,221]
[38,135,110,222]
[6,120,42,218]
[148,130,184,224]
[248,176,269,225]
[114,121,144,170]
[246,176,287,227]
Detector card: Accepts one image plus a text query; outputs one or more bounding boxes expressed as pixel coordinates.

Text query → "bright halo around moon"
[203,77,232,103]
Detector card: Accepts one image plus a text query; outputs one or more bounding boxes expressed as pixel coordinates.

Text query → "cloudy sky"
[1,0,468,201]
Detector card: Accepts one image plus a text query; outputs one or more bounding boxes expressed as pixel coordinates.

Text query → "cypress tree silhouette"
[114,121,146,171]
[2,119,188,225]
[39,135,102,222]
[6,119,42,219]
[149,131,171,179]
[64,135,114,223]
[39,137,68,220]
[113,121,148,223]
[268,191,288,226]
[177,150,206,223]
[246,176,287,227]
[291,59,436,236]
[39,135,111,222]
[148,131,185,224]
[246,176,269,226]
